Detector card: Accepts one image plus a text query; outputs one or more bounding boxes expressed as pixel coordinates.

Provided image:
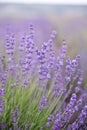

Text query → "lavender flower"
[0,22,87,130]
[25,122,29,130]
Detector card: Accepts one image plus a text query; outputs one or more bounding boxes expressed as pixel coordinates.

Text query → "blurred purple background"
[0,4,87,82]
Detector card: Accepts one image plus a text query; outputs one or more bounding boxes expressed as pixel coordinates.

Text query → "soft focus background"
[0,4,87,84]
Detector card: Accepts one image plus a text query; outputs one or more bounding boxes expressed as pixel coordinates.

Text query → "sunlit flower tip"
[50,30,57,39]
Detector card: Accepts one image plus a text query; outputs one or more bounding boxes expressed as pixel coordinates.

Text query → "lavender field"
[0,4,87,130]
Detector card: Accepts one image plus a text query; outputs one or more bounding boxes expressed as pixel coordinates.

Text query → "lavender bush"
[0,23,87,130]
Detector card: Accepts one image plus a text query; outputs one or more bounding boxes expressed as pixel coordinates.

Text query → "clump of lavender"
[0,22,87,130]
